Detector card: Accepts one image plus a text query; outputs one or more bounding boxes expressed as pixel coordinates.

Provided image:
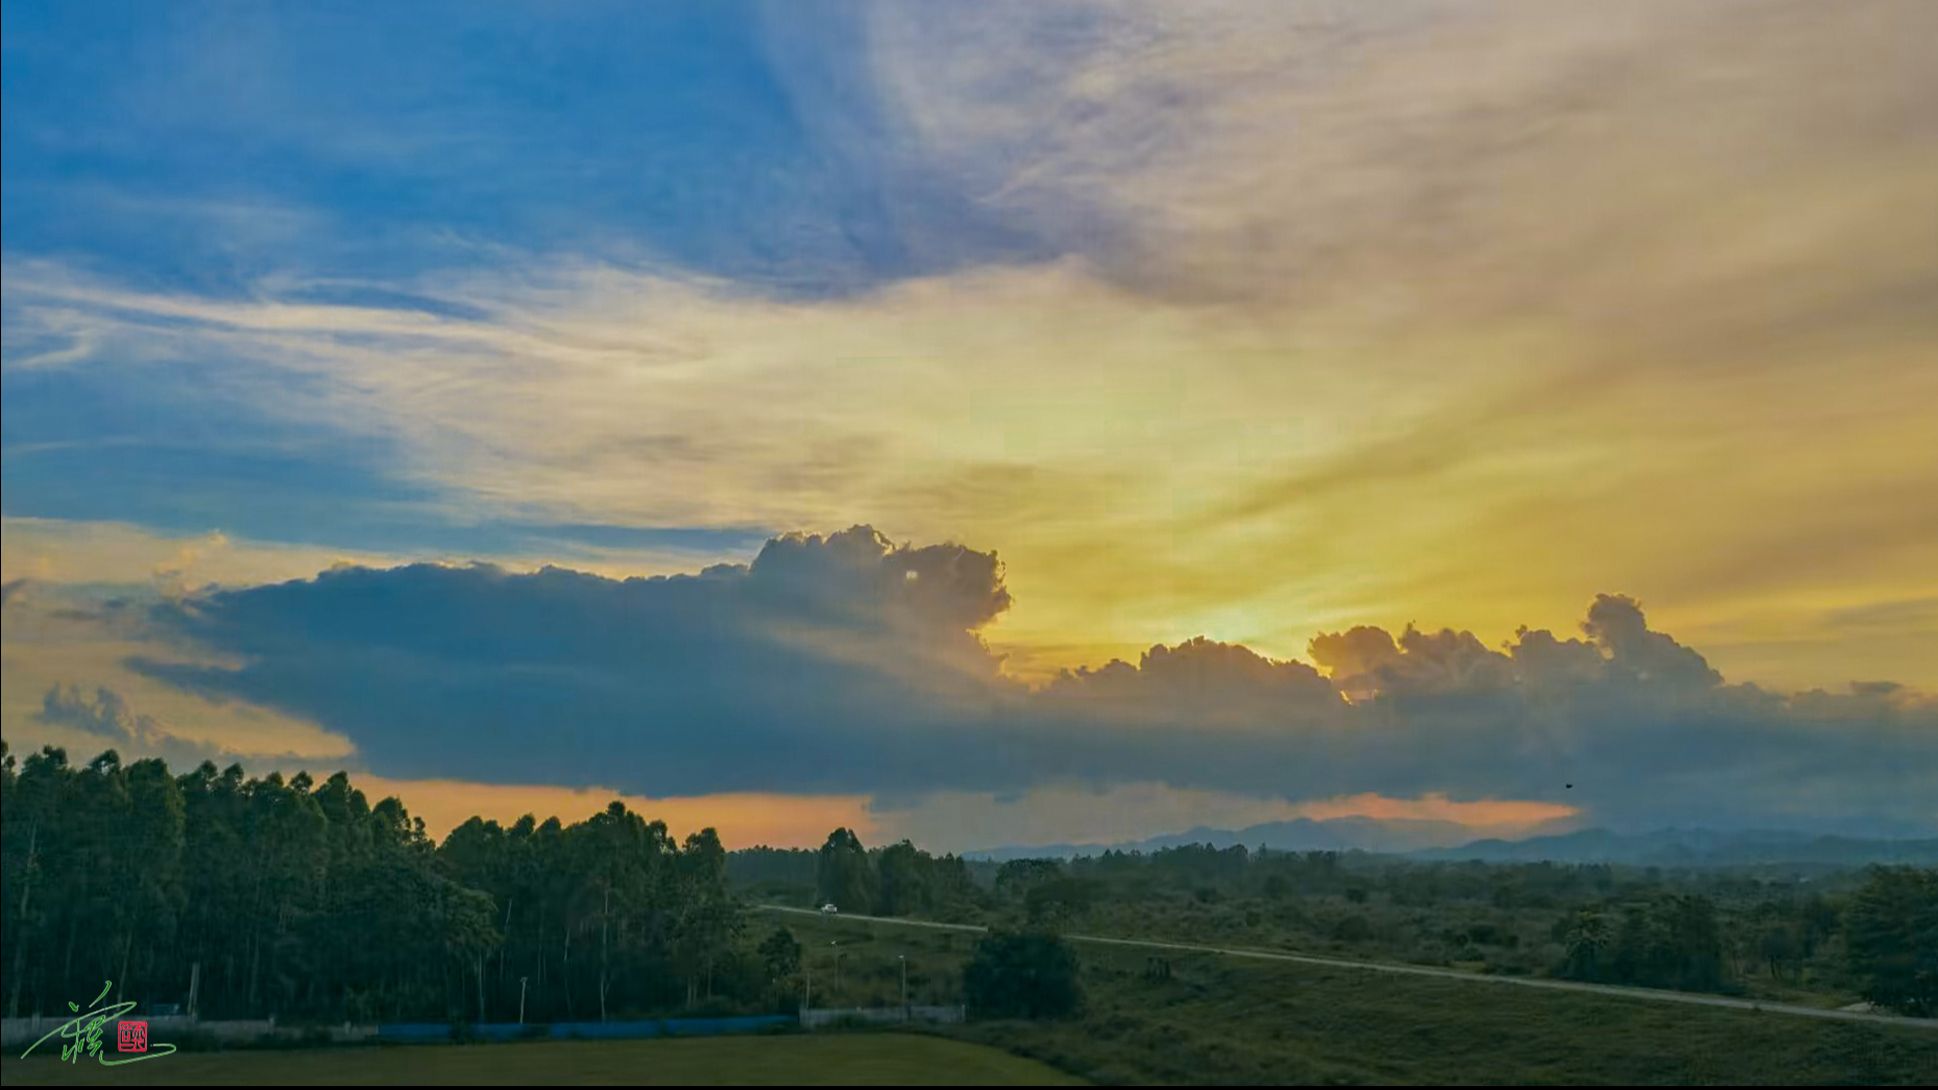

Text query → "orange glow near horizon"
[1288,792,1579,834]
[353,775,879,849]
[357,775,1577,852]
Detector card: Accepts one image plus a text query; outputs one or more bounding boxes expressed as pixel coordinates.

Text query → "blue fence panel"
[662,1016,792,1036]
[377,1023,456,1042]
[468,1023,539,1041]
[377,1015,793,1044]
[548,1020,662,1040]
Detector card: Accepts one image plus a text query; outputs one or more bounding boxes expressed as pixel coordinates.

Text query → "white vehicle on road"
[820,903,840,914]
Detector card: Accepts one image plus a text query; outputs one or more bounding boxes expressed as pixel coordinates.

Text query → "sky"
[3,0,1935,851]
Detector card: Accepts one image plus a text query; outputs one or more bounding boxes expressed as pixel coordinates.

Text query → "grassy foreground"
[776,912,1938,1085]
[0,1034,1083,1086]
[949,949,1938,1085]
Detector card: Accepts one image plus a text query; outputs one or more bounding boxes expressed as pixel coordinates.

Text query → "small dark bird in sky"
[1565,783,1574,790]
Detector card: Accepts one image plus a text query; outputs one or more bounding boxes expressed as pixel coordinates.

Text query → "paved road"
[757,904,1938,1031]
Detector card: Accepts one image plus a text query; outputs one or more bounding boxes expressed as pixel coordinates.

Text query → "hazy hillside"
[974,822,1938,867]
[970,815,1526,860]
[1416,827,1938,866]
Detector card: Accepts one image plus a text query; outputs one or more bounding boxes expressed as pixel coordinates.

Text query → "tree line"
[722,828,984,920]
[746,833,1935,1017]
[0,745,755,1023]
[5,745,1930,1021]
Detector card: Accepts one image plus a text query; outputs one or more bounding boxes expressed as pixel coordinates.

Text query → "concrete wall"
[799,1004,967,1028]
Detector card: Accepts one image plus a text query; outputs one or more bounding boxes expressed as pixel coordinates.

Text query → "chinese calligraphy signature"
[20,980,177,1066]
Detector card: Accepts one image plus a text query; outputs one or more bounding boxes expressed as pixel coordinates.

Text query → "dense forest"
[4,745,1933,1024]
[0,745,755,1023]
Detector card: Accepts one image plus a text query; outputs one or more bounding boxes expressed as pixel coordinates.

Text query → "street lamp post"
[898,954,908,1018]
[518,976,529,1025]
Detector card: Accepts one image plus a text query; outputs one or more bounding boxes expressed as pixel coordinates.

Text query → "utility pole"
[898,954,908,1018]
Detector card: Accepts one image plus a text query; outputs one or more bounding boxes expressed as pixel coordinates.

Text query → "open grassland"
[780,912,1938,1085]
[0,1034,1083,1086]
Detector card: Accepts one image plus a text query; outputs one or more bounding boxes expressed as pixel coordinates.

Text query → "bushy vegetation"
[778,911,1938,1086]
[1844,866,1938,1016]
[739,832,1938,1015]
[962,931,1083,1020]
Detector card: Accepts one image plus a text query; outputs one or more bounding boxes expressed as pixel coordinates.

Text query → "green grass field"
[774,913,1938,1085]
[0,1035,1083,1086]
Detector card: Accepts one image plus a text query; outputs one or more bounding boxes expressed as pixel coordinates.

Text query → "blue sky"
[1,1,1025,292]
[2,0,1033,558]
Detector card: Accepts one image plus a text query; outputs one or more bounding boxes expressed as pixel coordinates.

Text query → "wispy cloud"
[8,225,1933,688]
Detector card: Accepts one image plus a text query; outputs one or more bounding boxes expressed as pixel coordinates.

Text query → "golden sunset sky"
[4,2,1934,849]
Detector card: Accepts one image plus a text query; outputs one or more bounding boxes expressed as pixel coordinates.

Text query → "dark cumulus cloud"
[137,528,1029,794]
[136,529,1938,834]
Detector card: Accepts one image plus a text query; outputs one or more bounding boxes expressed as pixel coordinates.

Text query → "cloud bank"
[134,528,1937,835]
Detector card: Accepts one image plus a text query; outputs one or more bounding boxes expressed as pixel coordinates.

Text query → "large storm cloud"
[135,527,1937,834]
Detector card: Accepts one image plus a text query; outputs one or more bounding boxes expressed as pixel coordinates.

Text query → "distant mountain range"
[968,816,1529,861]
[968,820,1938,867]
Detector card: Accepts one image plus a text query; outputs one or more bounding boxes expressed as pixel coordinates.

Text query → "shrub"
[963,929,1084,1019]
